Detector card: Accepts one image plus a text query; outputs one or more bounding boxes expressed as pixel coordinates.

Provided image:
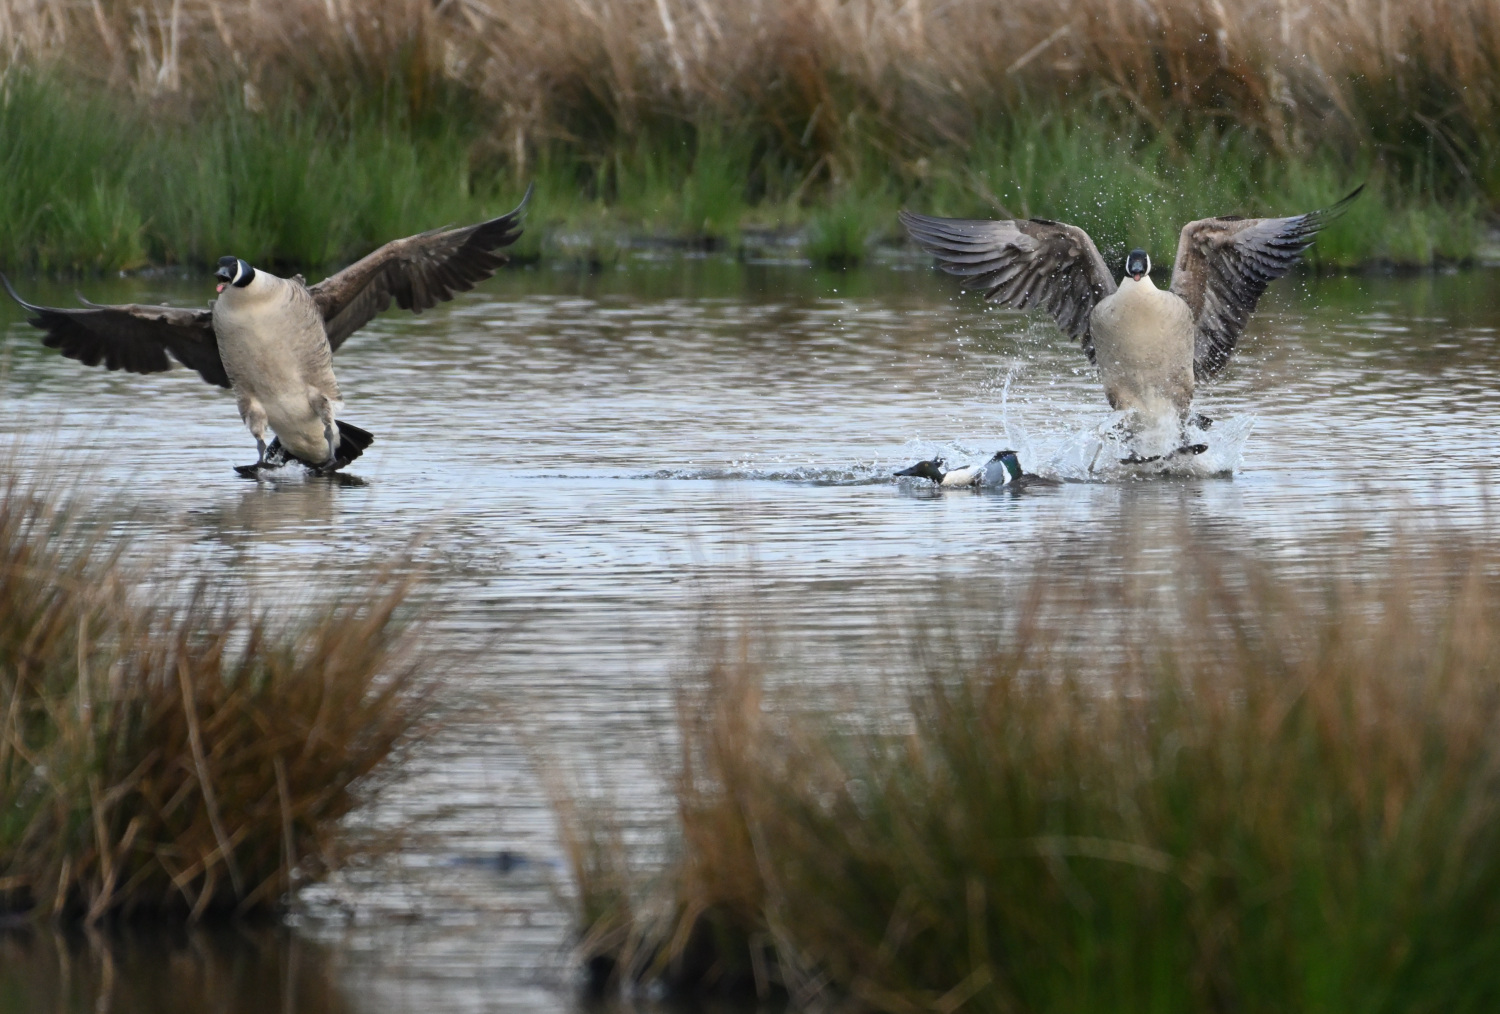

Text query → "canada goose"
[895,449,1057,488]
[2,186,531,476]
[899,187,1362,429]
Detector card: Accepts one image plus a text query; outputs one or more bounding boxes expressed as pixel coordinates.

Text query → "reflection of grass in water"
[0,926,355,1013]
[562,535,1500,1008]
[0,469,430,923]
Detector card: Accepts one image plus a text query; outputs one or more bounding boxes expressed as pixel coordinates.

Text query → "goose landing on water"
[2,186,531,477]
[900,187,1362,449]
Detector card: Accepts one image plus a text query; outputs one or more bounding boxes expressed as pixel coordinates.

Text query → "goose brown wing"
[1172,185,1362,379]
[899,211,1117,362]
[311,186,531,352]
[1,273,228,387]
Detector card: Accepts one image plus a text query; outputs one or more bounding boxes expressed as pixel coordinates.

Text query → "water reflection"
[0,927,350,1014]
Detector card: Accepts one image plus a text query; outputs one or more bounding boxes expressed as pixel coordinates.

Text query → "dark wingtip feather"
[0,271,39,313]
[1305,184,1365,230]
[468,185,532,254]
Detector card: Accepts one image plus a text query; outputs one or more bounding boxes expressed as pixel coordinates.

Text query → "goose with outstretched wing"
[2,185,531,476]
[899,187,1361,427]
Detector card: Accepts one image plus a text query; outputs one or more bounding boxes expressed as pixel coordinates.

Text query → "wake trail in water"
[646,463,895,485]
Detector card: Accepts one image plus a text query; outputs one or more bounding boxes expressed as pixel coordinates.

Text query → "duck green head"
[992,449,1023,481]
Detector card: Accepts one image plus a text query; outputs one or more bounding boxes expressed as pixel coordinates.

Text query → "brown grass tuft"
[562,534,1500,1009]
[0,470,430,923]
[4,0,1498,188]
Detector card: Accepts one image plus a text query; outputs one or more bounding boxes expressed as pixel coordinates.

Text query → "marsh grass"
[2,1,1496,272]
[564,537,1500,1010]
[0,79,1450,275]
[0,74,510,273]
[0,471,430,923]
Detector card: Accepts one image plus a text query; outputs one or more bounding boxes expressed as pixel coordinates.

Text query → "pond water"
[2,257,1499,1011]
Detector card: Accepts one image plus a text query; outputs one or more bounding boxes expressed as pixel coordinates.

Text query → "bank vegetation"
[0,0,1495,269]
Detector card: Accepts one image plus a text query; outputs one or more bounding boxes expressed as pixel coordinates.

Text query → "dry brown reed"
[0,470,430,923]
[565,534,1500,1009]
[2,0,1497,188]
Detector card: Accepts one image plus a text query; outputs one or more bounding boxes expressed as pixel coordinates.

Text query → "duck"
[2,185,531,477]
[988,448,1062,488]
[895,449,1058,489]
[894,455,979,487]
[899,187,1362,433]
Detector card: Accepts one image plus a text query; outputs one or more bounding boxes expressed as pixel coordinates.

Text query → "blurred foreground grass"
[0,468,430,923]
[561,533,1500,1011]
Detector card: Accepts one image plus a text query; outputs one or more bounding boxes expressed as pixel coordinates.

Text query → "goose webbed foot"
[1188,412,1214,430]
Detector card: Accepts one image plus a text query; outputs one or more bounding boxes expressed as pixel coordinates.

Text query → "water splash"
[1049,413,1255,480]
[643,411,1251,488]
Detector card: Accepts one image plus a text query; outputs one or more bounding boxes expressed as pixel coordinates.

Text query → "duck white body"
[212,267,342,465]
[1090,274,1196,419]
[894,450,1055,489]
[938,463,985,487]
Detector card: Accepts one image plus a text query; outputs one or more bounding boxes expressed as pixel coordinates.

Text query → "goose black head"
[1125,249,1150,282]
[894,457,946,484]
[215,256,255,292]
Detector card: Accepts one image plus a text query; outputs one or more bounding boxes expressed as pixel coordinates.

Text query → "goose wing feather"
[1172,185,1362,379]
[1,273,228,387]
[311,185,531,352]
[899,211,1116,362]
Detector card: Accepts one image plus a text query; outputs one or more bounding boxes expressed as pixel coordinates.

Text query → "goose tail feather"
[333,420,375,465]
